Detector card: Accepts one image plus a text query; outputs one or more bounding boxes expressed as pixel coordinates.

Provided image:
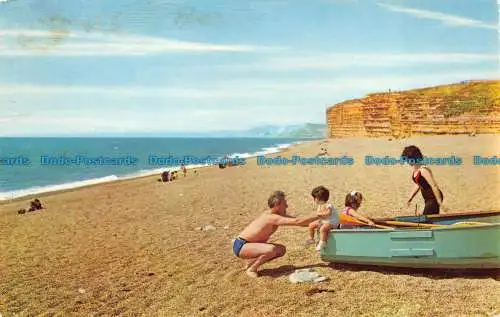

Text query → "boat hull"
[320,223,500,269]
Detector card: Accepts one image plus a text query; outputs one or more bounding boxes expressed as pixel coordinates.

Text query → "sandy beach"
[1,134,499,316]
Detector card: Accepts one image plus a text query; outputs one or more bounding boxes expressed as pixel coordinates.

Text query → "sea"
[0,137,312,201]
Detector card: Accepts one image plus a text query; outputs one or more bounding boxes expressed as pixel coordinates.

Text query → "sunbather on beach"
[339,191,375,228]
[158,171,169,182]
[402,145,447,214]
[232,190,321,278]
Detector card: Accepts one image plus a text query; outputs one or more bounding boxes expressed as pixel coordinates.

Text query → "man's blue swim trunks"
[232,237,248,257]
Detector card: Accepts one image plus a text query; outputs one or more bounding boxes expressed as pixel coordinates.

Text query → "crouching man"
[232,190,321,277]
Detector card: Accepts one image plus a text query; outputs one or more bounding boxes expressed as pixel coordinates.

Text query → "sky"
[0,0,498,136]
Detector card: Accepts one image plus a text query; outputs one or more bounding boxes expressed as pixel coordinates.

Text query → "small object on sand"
[289,269,328,283]
[78,288,86,294]
[197,225,216,231]
[17,208,26,215]
[224,225,229,229]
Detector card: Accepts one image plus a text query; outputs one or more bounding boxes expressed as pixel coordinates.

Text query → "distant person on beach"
[402,145,446,214]
[339,191,375,228]
[318,146,328,156]
[232,190,321,278]
[181,164,187,177]
[29,198,43,212]
[219,156,228,169]
[159,171,170,182]
[305,186,340,251]
[17,198,44,214]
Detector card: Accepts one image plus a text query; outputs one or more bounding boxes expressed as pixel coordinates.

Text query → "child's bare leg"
[319,224,334,242]
[308,220,319,240]
[316,224,334,251]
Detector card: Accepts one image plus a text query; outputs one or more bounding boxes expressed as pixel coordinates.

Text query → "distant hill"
[52,123,327,138]
[280,123,327,138]
[243,123,327,138]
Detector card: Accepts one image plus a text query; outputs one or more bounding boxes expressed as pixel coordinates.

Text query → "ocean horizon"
[0,137,313,200]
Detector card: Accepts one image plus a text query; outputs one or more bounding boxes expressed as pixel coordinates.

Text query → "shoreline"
[2,133,498,206]
[0,139,318,205]
[3,133,498,206]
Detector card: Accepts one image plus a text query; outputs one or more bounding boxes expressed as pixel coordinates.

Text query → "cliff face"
[326,80,500,137]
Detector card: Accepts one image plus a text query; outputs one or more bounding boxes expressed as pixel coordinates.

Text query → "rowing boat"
[320,211,500,269]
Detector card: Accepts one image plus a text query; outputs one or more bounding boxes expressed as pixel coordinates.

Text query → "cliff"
[326,80,500,138]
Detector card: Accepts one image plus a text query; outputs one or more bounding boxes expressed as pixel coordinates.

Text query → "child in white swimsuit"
[306,186,340,251]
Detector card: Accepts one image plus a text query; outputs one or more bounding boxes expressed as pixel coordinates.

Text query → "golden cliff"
[326,80,500,138]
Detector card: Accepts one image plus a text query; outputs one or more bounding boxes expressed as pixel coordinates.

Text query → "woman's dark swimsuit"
[412,168,444,215]
[232,237,248,257]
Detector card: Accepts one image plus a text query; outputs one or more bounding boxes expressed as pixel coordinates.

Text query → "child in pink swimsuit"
[340,191,375,228]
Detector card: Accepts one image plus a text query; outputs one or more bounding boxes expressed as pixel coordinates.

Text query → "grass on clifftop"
[408,81,500,118]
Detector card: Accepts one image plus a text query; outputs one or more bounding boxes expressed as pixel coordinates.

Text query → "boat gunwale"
[331,222,500,232]
[374,210,500,222]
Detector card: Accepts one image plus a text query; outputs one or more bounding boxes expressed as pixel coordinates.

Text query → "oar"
[375,220,490,228]
[339,213,393,229]
[376,220,444,228]
[450,221,490,227]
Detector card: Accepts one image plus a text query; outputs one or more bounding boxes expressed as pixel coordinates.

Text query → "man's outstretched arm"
[270,214,320,227]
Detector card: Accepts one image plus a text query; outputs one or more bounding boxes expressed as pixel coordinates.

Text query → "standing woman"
[402,145,447,215]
